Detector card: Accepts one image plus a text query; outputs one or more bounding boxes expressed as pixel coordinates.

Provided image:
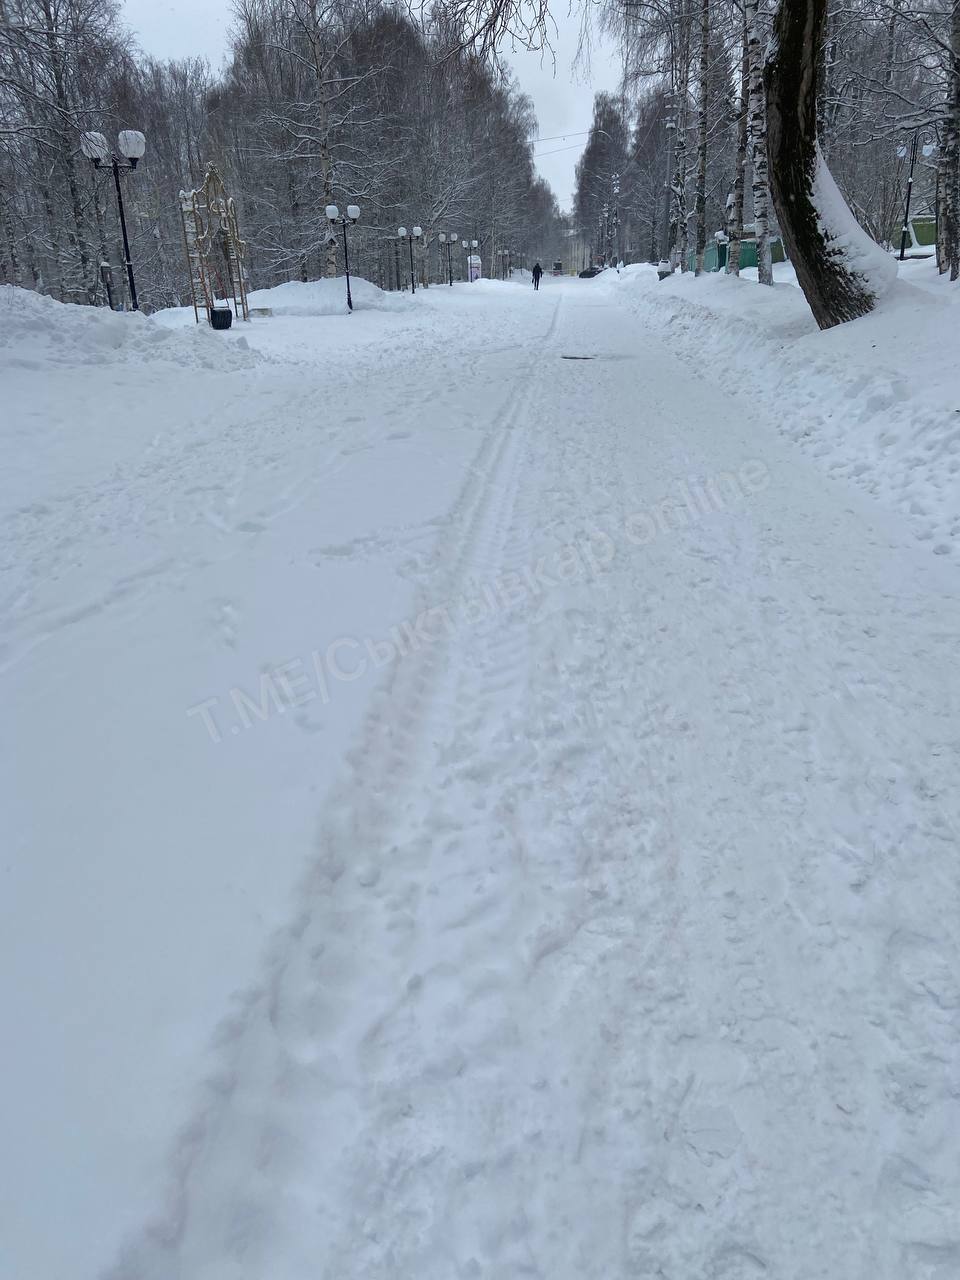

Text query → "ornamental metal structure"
[179,165,250,324]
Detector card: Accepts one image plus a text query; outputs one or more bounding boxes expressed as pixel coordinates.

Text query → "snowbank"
[0,285,262,372]
[245,275,415,316]
[813,147,898,299]
[602,260,960,556]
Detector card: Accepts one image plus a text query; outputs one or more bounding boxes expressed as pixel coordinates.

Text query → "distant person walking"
[532,262,543,291]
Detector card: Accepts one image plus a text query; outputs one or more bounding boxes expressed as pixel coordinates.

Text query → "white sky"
[119,0,622,211]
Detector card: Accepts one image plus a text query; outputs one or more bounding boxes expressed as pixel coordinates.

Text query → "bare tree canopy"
[0,0,567,307]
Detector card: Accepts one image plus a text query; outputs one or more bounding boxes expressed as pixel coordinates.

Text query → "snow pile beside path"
[605,261,960,555]
[0,285,263,372]
[246,275,414,317]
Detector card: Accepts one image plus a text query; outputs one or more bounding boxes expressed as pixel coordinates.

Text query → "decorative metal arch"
[179,165,249,324]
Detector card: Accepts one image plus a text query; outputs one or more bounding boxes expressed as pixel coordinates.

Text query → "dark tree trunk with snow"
[941,0,960,279]
[765,0,891,328]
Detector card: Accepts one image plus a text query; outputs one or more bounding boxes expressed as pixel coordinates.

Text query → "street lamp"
[326,203,360,312]
[439,232,456,286]
[896,136,936,261]
[81,128,146,310]
[398,225,422,293]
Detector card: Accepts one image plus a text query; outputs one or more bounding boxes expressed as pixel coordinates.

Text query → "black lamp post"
[326,203,361,311]
[439,231,458,285]
[398,225,423,293]
[896,134,936,261]
[81,129,146,310]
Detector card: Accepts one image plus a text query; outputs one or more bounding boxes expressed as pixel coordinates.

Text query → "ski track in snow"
[4,280,959,1280]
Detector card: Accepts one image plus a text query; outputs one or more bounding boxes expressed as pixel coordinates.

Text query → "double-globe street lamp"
[460,238,480,281]
[326,203,361,311]
[438,231,459,286]
[398,226,423,292]
[80,129,147,310]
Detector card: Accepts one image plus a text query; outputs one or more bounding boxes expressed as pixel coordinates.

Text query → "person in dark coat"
[532,262,543,290]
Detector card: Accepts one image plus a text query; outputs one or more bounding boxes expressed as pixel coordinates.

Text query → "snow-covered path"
[5,278,960,1280]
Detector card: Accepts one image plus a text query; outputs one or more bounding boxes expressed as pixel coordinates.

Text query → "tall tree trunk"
[674,22,691,270]
[746,0,773,284]
[321,133,337,279]
[942,1,960,280]
[883,0,902,87]
[40,0,93,302]
[727,17,749,274]
[936,160,949,274]
[39,178,65,298]
[818,1,838,157]
[694,0,710,274]
[0,196,23,287]
[765,0,894,327]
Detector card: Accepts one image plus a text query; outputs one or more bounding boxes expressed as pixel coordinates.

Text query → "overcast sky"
[120,0,621,211]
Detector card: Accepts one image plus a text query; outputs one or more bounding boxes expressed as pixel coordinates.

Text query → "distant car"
[552,260,563,275]
[578,267,602,279]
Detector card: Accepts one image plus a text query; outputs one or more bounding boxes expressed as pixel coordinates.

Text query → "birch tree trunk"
[321,134,338,279]
[674,20,691,270]
[765,0,895,327]
[727,18,749,274]
[746,0,773,285]
[694,0,710,274]
[936,161,949,274]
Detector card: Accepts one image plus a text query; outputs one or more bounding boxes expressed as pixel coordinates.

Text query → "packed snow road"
[3,276,959,1280]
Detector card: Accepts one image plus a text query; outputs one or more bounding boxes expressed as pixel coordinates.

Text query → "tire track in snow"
[105,295,565,1280]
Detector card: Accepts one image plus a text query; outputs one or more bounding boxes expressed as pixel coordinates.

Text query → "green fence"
[688,237,786,272]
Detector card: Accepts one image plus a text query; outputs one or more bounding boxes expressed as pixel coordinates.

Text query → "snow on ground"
[1,284,264,371]
[3,271,959,1280]
[245,276,415,316]
[603,258,960,555]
